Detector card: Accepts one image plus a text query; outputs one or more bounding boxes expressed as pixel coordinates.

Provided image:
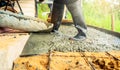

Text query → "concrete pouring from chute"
[0,10,53,32]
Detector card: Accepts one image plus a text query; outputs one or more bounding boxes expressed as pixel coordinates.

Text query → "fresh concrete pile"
[0,10,53,32]
[21,25,120,56]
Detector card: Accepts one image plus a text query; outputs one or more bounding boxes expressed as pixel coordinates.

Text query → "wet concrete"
[21,24,120,55]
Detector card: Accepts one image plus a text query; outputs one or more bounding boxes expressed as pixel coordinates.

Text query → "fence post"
[111,13,115,31]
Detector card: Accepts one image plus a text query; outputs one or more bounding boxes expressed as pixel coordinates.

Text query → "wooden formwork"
[47,18,73,24]
[0,33,30,70]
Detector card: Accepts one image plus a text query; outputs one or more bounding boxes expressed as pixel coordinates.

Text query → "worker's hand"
[39,0,44,2]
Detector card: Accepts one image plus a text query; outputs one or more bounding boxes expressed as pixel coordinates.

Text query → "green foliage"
[114,13,120,32]
[37,4,50,20]
[82,0,120,32]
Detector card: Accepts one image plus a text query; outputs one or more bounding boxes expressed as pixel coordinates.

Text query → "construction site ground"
[21,24,120,55]
[0,24,120,70]
[13,51,120,70]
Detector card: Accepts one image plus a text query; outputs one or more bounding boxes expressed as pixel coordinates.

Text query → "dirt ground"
[21,24,120,55]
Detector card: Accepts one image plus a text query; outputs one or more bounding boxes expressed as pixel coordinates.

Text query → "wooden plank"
[47,18,73,23]
[0,33,30,70]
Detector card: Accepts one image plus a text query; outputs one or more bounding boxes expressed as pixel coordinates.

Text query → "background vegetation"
[82,0,120,32]
[38,0,120,32]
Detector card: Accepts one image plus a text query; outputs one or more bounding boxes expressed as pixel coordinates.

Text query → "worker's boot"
[66,0,87,41]
[51,1,64,33]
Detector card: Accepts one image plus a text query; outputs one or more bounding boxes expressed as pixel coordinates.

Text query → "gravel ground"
[21,24,120,55]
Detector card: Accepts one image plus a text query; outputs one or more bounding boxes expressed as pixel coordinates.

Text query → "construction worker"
[51,0,87,41]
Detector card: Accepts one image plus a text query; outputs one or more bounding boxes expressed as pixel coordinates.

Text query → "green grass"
[84,13,120,32]
[114,18,120,32]
[65,11,120,32]
[85,14,111,29]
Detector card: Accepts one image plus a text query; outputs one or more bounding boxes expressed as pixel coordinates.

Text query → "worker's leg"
[47,0,53,17]
[51,0,64,32]
[66,0,87,40]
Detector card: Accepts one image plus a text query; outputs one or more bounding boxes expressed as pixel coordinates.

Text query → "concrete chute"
[0,10,53,32]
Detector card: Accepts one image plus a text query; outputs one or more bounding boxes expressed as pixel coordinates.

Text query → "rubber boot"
[66,0,87,41]
[51,1,64,33]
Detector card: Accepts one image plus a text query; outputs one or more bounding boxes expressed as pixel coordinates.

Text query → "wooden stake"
[111,13,115,31]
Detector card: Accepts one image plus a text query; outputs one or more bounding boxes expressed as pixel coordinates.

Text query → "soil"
[13,51,120,70]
